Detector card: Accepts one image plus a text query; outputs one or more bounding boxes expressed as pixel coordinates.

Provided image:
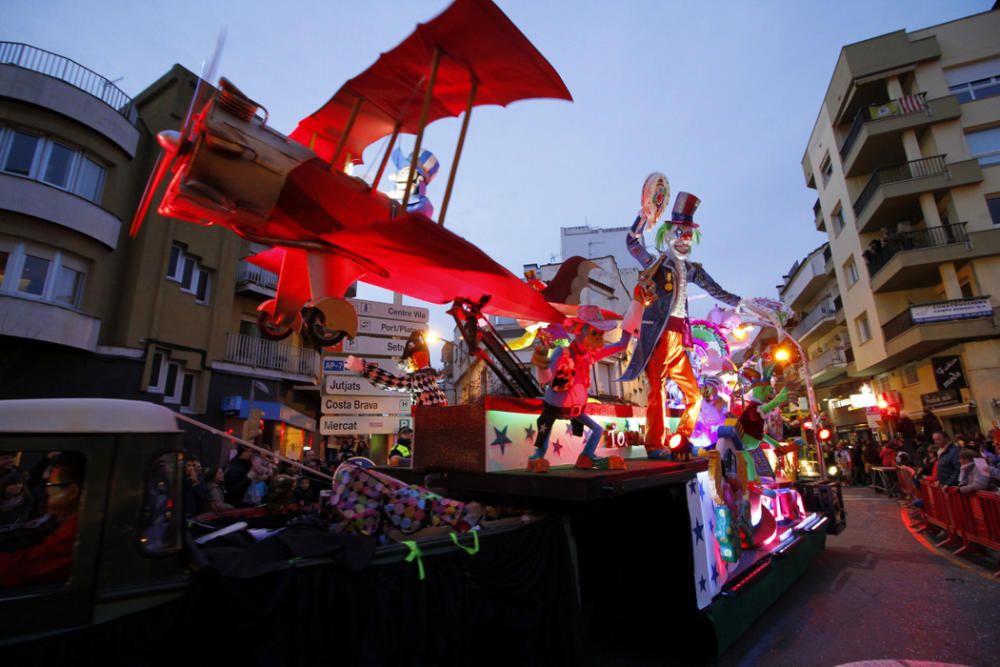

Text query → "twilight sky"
[5,0,990,346]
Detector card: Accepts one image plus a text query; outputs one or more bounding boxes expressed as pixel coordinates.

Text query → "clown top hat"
[671,192,700,227]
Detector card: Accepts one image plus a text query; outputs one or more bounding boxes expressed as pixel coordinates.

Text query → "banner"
[911,297,992,324]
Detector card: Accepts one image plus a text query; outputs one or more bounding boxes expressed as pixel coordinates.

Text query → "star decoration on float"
[490,426,513,455]
[711,564,720,585]
[698,575,707,592]
[698,481,705,500]
[524,424,536,443]
[552,440,564,456]
[692,518,704,544]
[688,479,698,496]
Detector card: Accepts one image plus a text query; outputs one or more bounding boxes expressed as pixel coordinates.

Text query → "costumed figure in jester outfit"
[527,305,628,473]
[619,175,743,461]
[346,330,447,406]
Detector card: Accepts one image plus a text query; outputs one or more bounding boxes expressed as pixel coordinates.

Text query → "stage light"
[668,433,684,450]
[424,330,440,344]
[773,346,791,363]
[828,465,839,476]
[818,427,832,442]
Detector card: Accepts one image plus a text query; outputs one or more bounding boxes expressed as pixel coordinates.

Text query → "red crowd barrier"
[899,467,1000,577]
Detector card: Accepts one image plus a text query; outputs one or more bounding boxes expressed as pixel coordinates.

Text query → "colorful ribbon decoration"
[402,540,426,580]
[449,530,480,555]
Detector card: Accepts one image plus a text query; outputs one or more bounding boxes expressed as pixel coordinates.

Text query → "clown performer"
[620,177,743,460]
[527,305,628,473]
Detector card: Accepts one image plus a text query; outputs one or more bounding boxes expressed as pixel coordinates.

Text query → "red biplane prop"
[130,0,572,345]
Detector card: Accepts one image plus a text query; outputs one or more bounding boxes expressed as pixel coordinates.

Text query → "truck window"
[139,451,183,555]
[0,450,85,589]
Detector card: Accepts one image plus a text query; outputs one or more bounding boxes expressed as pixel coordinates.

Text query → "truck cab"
[0,399,189,643]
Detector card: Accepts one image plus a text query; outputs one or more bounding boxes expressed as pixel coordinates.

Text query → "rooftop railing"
[0,42,136,124]
[236,260,279,292]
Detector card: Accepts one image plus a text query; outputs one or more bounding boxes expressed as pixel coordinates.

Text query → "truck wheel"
[304,308,346,346]
[257,310,294,341]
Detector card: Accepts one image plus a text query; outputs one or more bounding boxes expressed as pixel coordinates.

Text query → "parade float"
[0,0,840,663]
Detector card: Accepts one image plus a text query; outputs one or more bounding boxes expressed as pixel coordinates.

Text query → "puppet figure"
[387,148,440,218]
[717,367,789,455]
[346,330,447,407]
[527,306,627,472]
[620,181,743,460]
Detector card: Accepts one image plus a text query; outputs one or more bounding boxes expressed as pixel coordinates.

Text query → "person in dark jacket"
[933,431,961,487]
[224,445,253,506]
[921,409,942,438]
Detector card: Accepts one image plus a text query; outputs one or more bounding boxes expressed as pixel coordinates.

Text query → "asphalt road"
[720,487,1000,667]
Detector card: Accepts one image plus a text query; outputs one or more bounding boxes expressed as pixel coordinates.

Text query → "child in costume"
[527,305,628,472]
[620,178,743,460]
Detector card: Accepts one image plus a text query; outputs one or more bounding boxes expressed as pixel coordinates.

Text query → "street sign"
[350,298,429,323]
[323,357,351,375]
[357,314,427,337]
[325,335,408,358]
[320,415,412,436]
[322,394,412,415]
[324,374,403,397]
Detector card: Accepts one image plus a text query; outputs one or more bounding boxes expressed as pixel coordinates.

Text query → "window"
[856,312,871,343]
[820,154,833,186]
[832,205,845,236]
[988,196,1000,225]
[0,237,86,308]
[165,243,212,304]
[946,57,1000,103]
[147,349,197,409]
[0,128,106,203]
[844,256,859,287]
[966,127,1000,166]
[903,364,919,386]
[960,280,974,298]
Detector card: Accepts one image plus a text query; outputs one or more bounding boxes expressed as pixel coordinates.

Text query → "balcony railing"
[224,333,318,377]
[0,42,136,124]
[236,260,278,292]
[882,296,994,342]
[808,347,847,373]
[792,302,836,340]
[833,295,843,312]
[853,154,948,217]
[866,223,969,277]
[839,92,928,160]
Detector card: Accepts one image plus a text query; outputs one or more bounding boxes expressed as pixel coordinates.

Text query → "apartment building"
[0,49,319,460]
[801,8,1000,436]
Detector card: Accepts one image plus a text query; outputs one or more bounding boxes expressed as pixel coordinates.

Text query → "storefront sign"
[921,388,961,410]
[320,415,412,435]
[932,355,967,391]
[321,394,412,415]
[911,297,992,324]
[349,298,428,323]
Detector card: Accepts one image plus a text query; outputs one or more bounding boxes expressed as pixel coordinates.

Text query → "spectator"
[224,445,253,507]
[897,413,917,446]
[0,470,33,527]
[879,440,898,468]
[921,409,942,438]
[863,439,880,482]
[934,431,961,487]
[203,467,233,513]
[834,443,852,482]
[182,458,204,518]
[849,442,865,486]
[957,449,995,495]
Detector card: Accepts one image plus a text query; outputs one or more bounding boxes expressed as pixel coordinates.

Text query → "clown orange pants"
[644,327,702,451]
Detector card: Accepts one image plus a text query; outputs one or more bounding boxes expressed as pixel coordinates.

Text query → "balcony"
[224,333,319,378]
[813,199,824,232]
[880,296,998,367]
[840,94,961,177]
[852,156,983,233]
[780,251,827,311]
[0,42,139,156]
[792,302,837,345]
[808,347,848,387]
[235,260,278,299]
[0,294,101,352]
[0,174,122,250]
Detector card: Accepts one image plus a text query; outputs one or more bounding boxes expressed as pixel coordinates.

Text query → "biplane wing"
[289,0,572,166]
[248,213,564,324]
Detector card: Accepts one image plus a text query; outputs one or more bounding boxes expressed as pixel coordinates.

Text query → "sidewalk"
[721,487,1000,667]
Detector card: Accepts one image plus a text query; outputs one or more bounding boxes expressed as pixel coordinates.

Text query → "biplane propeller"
[130,0,574,347]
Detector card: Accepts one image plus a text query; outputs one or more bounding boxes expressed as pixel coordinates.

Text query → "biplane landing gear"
[303,307,347,346]
[257,310,294,341]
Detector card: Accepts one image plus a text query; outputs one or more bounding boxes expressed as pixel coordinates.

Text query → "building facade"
[0,50,320,462]
[801,8,1000,436]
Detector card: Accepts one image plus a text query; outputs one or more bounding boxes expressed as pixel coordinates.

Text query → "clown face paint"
[669,226,695,259]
